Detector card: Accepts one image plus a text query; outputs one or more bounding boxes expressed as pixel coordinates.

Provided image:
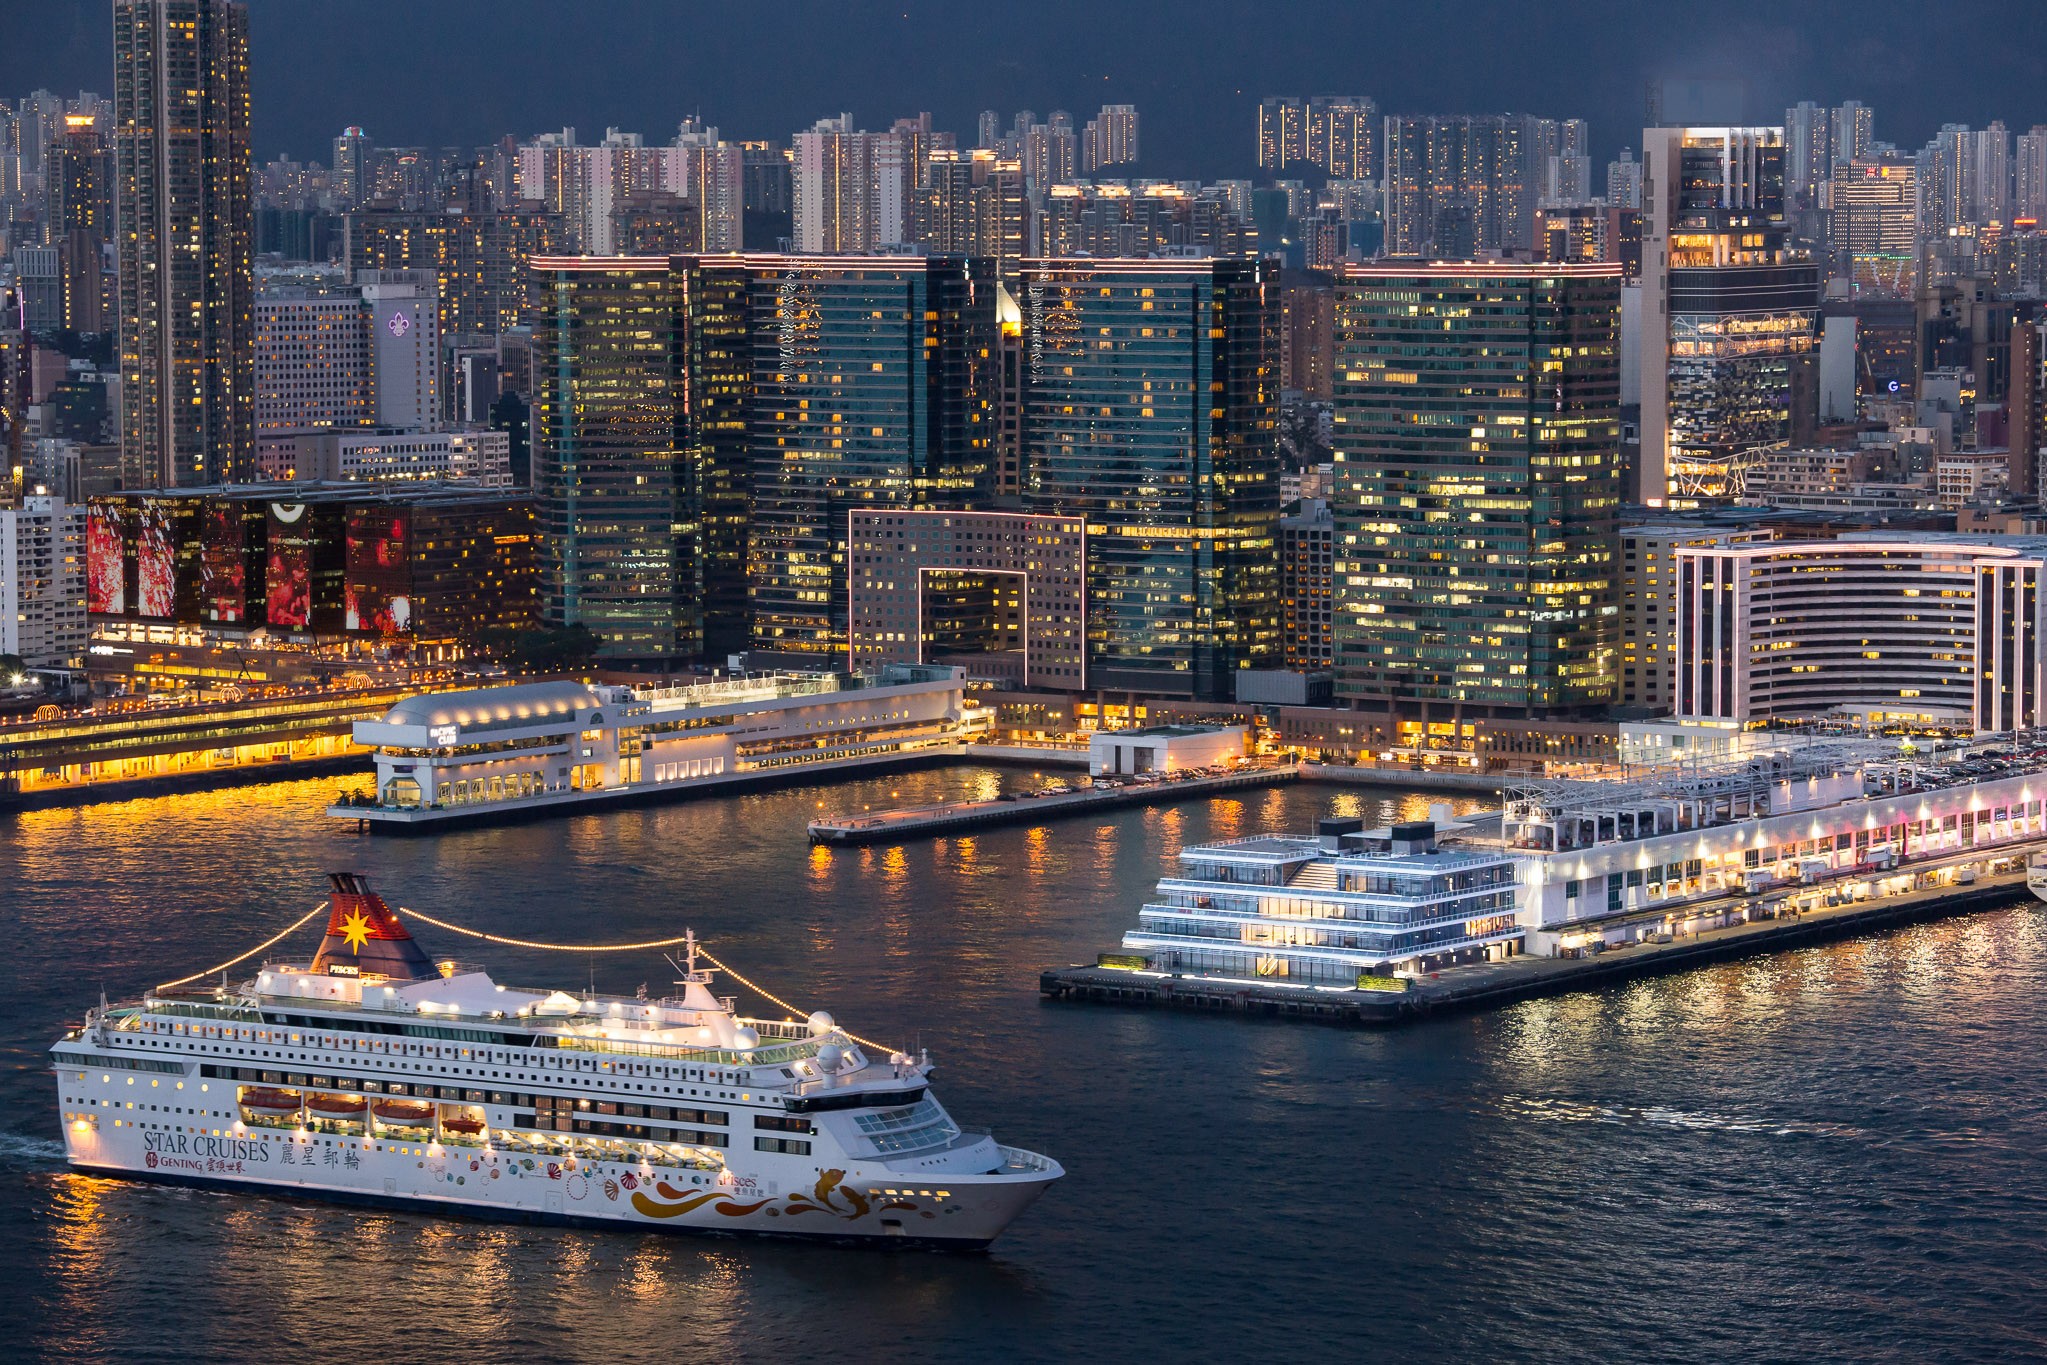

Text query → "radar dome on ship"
[806,1010,835,1037]
[732,1026,760,1050]
[815,1043,845,1071]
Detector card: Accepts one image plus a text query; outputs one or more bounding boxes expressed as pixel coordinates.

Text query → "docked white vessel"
[52,875,1060,1248]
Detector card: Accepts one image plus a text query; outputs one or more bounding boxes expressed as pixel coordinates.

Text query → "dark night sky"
[8,0,2047,174]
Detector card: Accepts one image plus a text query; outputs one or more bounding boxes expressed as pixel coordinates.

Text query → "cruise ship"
[51,876,1061,1248]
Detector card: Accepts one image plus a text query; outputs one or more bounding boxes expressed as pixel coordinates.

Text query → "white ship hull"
[62,1118,1057,1248]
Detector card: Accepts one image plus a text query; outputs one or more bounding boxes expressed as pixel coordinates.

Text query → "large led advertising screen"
[86,501,125,615]
[199,502,245,624]
[345,506,413,634]
[266,502,313,629]
[135,502,176,619]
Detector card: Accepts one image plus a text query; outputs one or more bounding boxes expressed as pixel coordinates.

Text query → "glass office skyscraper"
[1021,257,1282,699]
[531,257,696,659]
[746,255,996,656]
[1332,263,1621,716]
[113,0,254,488]
[1639,127,1820,502]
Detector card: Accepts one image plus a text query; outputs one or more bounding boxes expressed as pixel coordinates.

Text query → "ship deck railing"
[998,1145,1058,1174]
[126,986,830,1068]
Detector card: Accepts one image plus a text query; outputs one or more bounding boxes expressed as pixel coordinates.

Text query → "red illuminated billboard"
[345,506,413,634]
[266,502,313,629]
[87,501,125,614]
[135,502,176,619]
[199,502,245,624]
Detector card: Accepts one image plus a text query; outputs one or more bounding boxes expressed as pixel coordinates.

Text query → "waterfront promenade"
[807,763,1300,844]
[0,686,424,810]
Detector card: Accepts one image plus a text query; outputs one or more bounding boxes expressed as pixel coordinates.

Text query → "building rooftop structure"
[342,664,979,824]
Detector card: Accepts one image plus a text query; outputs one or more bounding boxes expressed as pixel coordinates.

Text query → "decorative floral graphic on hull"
[628,1169,916,1222]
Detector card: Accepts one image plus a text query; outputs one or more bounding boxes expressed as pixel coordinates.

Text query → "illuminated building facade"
[746,255,997,656]
[1673,537,2047,733]
[113,0,255,488]
[1036,183,1251,258]
[1257,96,1379,180]
[85,482,534,648]
[1830,157,1918,296]
[254,287,374,433]
[343,206,567,337]
[1639,127,1819,503]
[1082,105,1140,174]
[1381,114,1533,257]
[1,493,88,668]
[530,257,695,659]
[254,427,510,488]
[1534,203,1642,279]
[47,114,113,333]
[677,258,755,660]
[909,150,1028,285]
[1280,498,1334,671]
[847,509,1087,688]
[1618,522,1772,712]
[1020,257,1282,700]
[1332,263,1622,716]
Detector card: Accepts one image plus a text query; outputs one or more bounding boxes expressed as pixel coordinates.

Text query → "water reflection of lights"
[1209,799,1244,839]
[1024,825,1049,876]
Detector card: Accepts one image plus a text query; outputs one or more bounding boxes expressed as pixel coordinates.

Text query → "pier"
[807,763,1301,845]
[1041,865,2040,1025]
[0,686,420,811]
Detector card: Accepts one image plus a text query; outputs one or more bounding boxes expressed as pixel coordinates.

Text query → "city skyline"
[12,0,2047,175]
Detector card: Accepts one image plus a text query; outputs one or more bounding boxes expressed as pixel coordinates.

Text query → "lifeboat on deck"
[238,1087,301,1116]
[372,1098,434,1126]
[439,1113,486,1136]
[306,1092,368,1118]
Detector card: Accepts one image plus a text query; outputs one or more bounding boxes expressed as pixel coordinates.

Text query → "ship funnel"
[310,873,441,982]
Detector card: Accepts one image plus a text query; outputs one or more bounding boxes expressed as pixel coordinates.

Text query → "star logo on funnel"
[340,909,373,953]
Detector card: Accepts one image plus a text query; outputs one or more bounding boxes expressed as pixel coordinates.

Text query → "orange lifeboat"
[238,1087,301,1116]
[372,1098,434,1126]
[306,1092,368,1118]
[440,1113,486,1137]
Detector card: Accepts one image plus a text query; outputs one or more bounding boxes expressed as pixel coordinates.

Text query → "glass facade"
[746,256,996,656]
[1642,127,1820,502]
[1020,258,1282,700]
[1665,264,1821,496]
[532,259,696,660]
[113,0,255,488]
[679,260,755,660]
[1332,265,1622,713]
[1120,835,1524,982]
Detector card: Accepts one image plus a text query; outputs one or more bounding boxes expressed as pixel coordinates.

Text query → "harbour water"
[3,770,2045,1361]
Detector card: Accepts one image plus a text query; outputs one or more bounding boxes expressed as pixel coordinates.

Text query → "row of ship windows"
[136,1037,767,1104]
